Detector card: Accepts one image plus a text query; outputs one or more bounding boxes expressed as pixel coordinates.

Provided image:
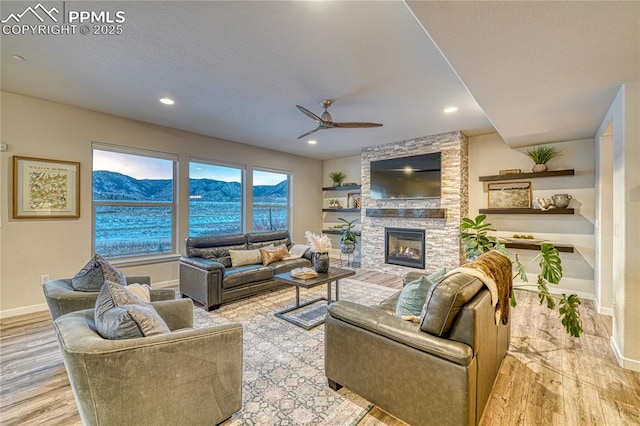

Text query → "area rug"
[192,278,399,426]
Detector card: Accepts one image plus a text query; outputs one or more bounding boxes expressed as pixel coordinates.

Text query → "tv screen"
[370,152,441,199]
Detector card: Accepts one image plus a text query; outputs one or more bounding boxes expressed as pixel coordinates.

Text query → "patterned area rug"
[192,278,399,426]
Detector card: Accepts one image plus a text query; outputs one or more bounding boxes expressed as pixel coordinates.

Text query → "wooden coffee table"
[273,267,356,329]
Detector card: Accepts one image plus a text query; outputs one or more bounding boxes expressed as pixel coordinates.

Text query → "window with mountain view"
[252,169,289,232]
[189,161,243,237]
[92,147,176,258]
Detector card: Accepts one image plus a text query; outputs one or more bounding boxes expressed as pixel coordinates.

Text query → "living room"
[1,1,639,425]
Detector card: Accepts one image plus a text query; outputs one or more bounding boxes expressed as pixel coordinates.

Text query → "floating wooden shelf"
[502,241,574,253]
[479,208,574,215]
[322,185,361,191]
[322,229,362,236]
[479,169,575,182]
[322,208,360,213]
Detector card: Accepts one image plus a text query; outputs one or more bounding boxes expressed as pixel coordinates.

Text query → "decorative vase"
[312,252,330,273]
[332,181,340,187]
[532,163,548,173]
[340,242,356,254]
[552,193,572,209]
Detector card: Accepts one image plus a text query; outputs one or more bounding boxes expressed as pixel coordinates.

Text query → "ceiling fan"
[296,99,383,139]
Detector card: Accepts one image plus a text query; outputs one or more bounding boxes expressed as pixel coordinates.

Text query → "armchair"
[43,275,175,320]
[53,298,243,426]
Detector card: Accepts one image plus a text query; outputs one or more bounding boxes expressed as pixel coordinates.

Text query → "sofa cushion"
[94,281,170,339]
[284,244,310,260]
[260,244,290,266]
[269,257,313,275]
[247,230,291,250]
[419,273,483,337]
[229,248,263,267]
[223,265,273,289]
[126,283,152,302]
[395,268,448,318]
[72,254,126,292]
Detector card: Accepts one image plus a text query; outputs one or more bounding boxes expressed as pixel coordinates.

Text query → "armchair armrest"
[152,299,194,330]
[126,275,151,285]
[328,301,472,365]
[180,256,226,274]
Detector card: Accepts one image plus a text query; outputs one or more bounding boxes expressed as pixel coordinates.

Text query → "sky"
[93,150,286,185]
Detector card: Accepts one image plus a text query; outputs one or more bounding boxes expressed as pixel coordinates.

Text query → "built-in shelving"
[322,229,362,236]
[479,169,574,182]
[502,241,574,253]
[479,208,574,215]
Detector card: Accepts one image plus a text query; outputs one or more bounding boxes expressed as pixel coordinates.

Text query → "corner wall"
[0,92,323,317]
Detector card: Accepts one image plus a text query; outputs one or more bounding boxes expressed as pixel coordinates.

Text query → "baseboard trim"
[610,337,640,373]
[0,303,48,319]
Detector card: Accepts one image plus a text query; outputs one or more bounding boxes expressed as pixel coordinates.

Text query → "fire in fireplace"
[385,228,426,269]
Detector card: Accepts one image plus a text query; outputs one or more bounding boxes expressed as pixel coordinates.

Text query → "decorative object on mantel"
[488,181,531,208]
[328,171,347,187]
[552,193,572,209]
[525,145,562,172]
[304,231,331,273]
[499,168,521,175]
[459,214,583,337]
[535,197,556,211]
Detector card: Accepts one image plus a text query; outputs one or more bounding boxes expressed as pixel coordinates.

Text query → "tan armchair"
[53,299,243,425]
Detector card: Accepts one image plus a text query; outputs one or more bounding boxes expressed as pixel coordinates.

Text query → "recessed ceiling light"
[444,106,458,113]
[160,98,175,105]
[308,140,317,145]
[11,55,25,61]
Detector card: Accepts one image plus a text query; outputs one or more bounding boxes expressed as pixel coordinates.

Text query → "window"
[92,146,176,259]
[189,161,243,237]
[252,169,290,232]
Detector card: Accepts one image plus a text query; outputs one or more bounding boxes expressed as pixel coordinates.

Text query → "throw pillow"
[284,244,310,260]
[229,248,263,267]
[260,244,290,266]
[94,280,170,340]
[72,253,126,292]
[395,268,447,319]
[126,283,151,302]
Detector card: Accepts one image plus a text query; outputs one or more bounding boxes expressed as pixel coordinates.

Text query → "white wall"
[0,92,323,317]
[468,133,596,298]
[596,81,640,372]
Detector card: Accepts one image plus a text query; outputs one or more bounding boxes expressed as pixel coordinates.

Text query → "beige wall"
[468,133,596,298]
[0,92,323,317]
[596,82,640,372]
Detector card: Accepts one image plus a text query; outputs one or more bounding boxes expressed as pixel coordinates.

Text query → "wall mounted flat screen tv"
[370,152,441,199]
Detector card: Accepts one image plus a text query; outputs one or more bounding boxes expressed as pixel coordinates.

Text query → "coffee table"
[273,267,356,330]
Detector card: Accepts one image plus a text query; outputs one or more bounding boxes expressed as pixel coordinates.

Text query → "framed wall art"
[487,181,531,209]
[13,156,80,219]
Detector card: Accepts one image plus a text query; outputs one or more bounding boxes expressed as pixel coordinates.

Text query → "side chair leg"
[327,378,342,391]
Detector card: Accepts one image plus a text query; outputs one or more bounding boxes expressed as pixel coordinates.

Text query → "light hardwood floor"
[1,271,639,425]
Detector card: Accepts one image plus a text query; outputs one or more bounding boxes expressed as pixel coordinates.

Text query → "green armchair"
[53,299,243,425]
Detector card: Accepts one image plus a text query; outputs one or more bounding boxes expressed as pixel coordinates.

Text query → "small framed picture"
[13,156,80,219]
[488,181,531,209]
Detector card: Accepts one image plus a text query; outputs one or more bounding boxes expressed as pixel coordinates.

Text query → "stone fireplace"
[385,228,425,269]
[360,131,468,275]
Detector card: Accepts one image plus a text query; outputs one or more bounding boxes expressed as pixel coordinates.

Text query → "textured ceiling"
[1,1,637,159]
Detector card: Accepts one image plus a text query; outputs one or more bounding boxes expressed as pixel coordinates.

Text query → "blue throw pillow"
[396,268,447,318]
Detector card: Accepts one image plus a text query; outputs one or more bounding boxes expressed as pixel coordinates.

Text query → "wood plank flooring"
[1,271,639,425]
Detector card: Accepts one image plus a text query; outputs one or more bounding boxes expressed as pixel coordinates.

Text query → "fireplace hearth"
[385,228,426,269]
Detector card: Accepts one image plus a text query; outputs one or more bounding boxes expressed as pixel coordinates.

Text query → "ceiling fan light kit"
[296,99,383,139]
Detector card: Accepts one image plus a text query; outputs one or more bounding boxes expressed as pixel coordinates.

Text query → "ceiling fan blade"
[296,105,323,123]
[331,121,383,128]
[297,126,322,139]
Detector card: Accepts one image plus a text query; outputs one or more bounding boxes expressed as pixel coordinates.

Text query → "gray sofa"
[325,271,511,426]
[180,230,312,311]
[54,298,243,426]
[43,275,175,320]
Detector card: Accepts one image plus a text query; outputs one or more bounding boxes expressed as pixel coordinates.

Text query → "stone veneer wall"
[361,131,469,275]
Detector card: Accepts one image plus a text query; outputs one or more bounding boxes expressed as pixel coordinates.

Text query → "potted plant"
[337,217,358,254]
[459,214,583,337]
[328,171,347,187]
[525,146,561,172]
